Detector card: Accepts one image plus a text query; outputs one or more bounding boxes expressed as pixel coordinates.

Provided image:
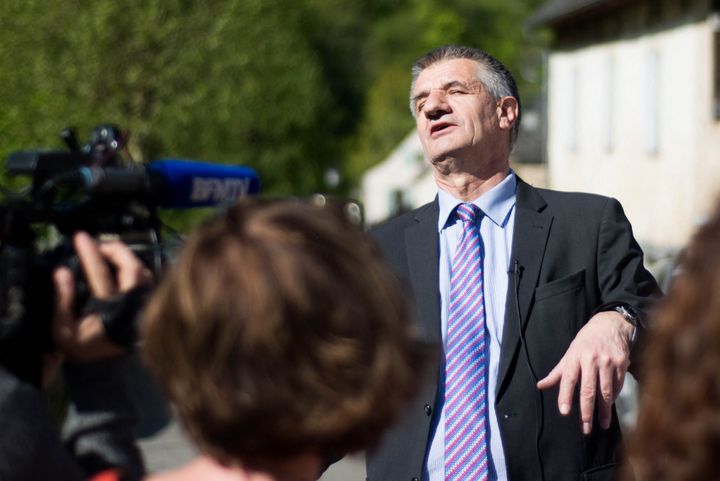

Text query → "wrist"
[613,304,639,346]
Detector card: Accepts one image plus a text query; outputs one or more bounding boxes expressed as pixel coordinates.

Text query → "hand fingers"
[537,365,561,390]
[52,267,76,344]
[614,369,626,402]
[579,360,598,435]
[74,232,114,298]
[97,241,153,292]
[597,395,612,431]
[74,316,125,361]
[556,360,580,417]
[538,359,578,417]
[598,364,614,430]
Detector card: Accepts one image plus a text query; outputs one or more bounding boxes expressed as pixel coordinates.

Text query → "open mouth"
[430,122,454,135]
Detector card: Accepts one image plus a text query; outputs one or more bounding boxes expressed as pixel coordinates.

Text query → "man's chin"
[428,155,456,175]
[424,138,469,163]
[427,144,464,163]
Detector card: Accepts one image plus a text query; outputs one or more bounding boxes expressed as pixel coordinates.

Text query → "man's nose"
[422,90,450,118]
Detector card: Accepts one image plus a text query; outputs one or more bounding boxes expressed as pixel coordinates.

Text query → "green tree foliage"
[0,0,547,223]
[345,0,548,182]
[0,0,338,196]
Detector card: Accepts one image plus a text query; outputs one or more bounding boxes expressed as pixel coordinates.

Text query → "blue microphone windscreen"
[150,159,260,208]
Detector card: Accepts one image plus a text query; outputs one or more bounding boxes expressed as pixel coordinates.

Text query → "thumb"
[52,267,76,344]
[537,363,562,390]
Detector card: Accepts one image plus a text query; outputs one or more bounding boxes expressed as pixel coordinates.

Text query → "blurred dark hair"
[141,198,426,464]
[623,197,720,481]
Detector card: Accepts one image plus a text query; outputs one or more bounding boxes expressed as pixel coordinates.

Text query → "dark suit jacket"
[367,179,660,481]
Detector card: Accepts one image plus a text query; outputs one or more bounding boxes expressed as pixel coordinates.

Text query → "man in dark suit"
[367,45,660,481]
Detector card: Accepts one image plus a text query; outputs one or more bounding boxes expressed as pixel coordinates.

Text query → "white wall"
[360,132,436,226]
[546,20,720,249]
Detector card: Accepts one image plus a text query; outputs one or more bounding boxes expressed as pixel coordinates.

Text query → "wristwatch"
[614,305,639,345]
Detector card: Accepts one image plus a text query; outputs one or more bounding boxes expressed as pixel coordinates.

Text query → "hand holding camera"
[52,232,153,364]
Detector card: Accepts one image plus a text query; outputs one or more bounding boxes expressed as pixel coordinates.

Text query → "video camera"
[0,125,260,386]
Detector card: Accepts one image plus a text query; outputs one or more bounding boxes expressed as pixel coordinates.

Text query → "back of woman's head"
[141,199,424,464]
[625,199,720,481]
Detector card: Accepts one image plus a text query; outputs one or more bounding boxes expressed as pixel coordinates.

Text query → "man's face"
[411,58,505,167]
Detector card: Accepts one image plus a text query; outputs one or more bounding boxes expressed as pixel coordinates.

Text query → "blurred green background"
[0,0,546,230]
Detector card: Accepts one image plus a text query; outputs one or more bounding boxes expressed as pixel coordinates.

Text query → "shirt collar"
[437,171,517,231]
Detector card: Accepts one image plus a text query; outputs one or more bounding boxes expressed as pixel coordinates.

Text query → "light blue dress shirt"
[424,172,517,481]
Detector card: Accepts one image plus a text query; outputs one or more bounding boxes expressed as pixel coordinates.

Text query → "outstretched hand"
[536,310,635,434]
[52,232,153,363]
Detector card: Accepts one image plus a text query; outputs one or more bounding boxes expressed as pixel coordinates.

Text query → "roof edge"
[527,0,608,27]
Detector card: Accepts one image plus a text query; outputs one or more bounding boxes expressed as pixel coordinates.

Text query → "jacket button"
[424,403,432,416]
[411,478,420,481]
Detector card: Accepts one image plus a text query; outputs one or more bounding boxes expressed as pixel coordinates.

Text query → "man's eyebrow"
[411,80,473,104]
[411,90,429,105]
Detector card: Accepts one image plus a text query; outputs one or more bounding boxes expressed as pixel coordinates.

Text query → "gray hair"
[409,45,522,150]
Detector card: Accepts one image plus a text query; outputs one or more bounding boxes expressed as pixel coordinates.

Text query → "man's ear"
[497,96,519,130]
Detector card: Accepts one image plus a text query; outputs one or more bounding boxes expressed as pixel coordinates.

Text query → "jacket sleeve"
[62,354,146,481]
[594,197,662,377]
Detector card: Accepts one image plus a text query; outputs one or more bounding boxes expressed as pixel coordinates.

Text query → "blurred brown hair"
[141,198,425,464]
[623,198,720,481]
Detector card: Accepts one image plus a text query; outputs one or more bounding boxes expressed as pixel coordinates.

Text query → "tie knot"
[455,203,479,223]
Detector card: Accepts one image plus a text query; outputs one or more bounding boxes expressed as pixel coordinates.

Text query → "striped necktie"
[445,203,489,481]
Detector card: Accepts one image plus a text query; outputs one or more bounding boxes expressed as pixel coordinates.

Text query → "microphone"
[76,159,261,208]
[513,259,524,277]
[508,259,525,276]
[148,159,260,208]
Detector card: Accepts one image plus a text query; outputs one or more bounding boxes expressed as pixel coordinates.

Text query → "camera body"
[0,126,166,386]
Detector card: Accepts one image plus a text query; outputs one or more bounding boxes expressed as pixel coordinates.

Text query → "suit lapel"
[496,179,553,399]
[405,200,441,343]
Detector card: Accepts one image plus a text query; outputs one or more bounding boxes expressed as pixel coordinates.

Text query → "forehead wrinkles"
[411,60,484,102]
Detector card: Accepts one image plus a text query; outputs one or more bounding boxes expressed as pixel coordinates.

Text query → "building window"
[645,50,660,155]
[567,67,579,152]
